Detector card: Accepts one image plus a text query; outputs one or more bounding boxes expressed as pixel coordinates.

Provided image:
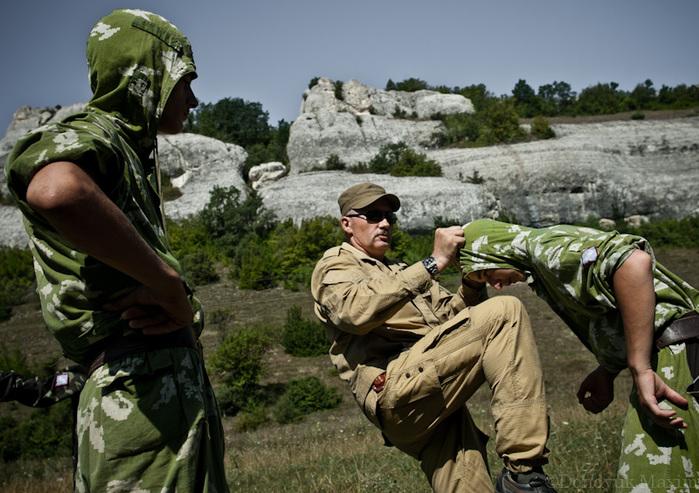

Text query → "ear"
[340,216,353,236]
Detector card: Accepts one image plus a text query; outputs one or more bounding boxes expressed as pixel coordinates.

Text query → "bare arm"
[26,161,192,334]
[613,249,688,428]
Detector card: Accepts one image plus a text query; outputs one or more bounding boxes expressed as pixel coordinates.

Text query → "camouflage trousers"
[75,347,229,493]
[616,342,699,492]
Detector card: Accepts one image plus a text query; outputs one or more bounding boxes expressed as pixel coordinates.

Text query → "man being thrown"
[460,219,698,492]
[5,9,228,492]
[311,183,557,493]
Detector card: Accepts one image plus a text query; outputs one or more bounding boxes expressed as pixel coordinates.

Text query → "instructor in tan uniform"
[311,183,558,493]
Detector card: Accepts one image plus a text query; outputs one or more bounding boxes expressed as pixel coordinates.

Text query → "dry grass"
[1,247,697,492]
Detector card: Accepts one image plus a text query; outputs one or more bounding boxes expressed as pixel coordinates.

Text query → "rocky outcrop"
[248,162,288,190]
[0,107,247,243]
[158,133,247,219]
[2,83,698,248]
[287,78,474,173]
[257,172,494,230]
[0,205,26,248]
[427,118,699,225]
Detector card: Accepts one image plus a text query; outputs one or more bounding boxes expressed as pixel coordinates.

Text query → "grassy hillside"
[1,247,697,492]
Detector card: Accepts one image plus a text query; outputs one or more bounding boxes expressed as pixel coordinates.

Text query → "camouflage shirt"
[5,9,202,365]
[460,219,699,372]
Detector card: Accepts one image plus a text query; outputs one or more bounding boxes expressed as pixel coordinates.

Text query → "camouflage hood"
[86,8,196,150]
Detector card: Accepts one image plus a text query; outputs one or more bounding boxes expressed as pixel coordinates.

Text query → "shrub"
[0,247,34,321]
[325,154,346,170]
[200,186,276,259]
[530,116,555,140]
[210,327,271,414]
[0,400,72,462]
[619,216,699,248]
[465,170,485,184]
[334,80,344,101]
[393,77,429,92]
[160,174,182,201]
[234,402,269,432]
[437,113,481,146]
[631,111,646,120]
[308,76,320,89]
[272,377,341,424]
[179,250,219,286]
[476,99,527,146]
[281,306,328,357]
[350,142,442,177]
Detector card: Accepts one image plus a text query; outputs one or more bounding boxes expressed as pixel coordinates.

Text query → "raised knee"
[483,295,524,315]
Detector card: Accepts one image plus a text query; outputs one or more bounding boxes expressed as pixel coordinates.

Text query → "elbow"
[26,162,95,213]
[625,250,653,271]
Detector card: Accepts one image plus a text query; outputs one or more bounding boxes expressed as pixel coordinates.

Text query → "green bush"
[160,174,182,202]
[530,116,555,139]
[620,216,699,248]
[437,113,481,146]
[350,142,442,177]
[0,247,34,321]
[200,186,276,259]
[631,111,646,120]
[210,327,271,414]
[0,400,72,462]
[325,154,346,170]
[281,306,328,357]
[179,250,219,286]
[272,377,341,424]
[234,402,269,432]
[334,80,344,101]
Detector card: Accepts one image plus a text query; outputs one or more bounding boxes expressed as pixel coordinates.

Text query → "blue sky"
[2,0,698,133]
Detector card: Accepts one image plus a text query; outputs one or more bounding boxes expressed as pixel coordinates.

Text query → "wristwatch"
[422,256,439,276]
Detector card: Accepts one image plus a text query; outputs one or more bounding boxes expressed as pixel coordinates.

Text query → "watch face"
[423,256,438,275]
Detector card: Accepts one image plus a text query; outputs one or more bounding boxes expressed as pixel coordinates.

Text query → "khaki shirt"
[311,242,485,422]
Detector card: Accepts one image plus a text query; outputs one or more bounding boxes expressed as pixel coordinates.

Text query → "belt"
[87,326,197,376]
[656,312,699,349]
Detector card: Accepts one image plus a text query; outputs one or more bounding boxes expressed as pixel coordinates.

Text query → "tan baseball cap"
[338,182,400,216]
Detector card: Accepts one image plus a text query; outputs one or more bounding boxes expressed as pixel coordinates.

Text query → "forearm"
[26,162,179,291]
[612,250,656,374]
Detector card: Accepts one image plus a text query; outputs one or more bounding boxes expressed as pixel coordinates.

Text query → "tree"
[538,81,576,115]
[511,79,541,117]
[629,79,656,110]
[190,98,271,148]
[575,82,626,115]
[456,84,493,111]
[394,77,429,92]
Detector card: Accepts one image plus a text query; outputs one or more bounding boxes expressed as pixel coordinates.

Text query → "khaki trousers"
[377,296,549,493]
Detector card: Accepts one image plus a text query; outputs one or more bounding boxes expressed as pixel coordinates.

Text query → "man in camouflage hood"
[5,9,228,492]
[461,219,699,492]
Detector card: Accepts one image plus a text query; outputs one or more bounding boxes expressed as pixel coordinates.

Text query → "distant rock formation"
[427,118,699,225]
[159,133,247,219]
[287,77,474,173]
[2,79,698,247]
[256,172,495,230]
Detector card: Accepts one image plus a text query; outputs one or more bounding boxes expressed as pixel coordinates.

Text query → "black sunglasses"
[346,211,397,225]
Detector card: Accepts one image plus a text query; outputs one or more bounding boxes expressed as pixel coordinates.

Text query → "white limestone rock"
[257,172,494,230]
[0,205,27,247]
[248,162,288,190]
[428,117,699,225]
[288,77,473,173]
[158,133,247,219]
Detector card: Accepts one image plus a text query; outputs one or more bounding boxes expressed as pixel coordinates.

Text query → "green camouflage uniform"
[460,219,699,492]
[5,9,228,492]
